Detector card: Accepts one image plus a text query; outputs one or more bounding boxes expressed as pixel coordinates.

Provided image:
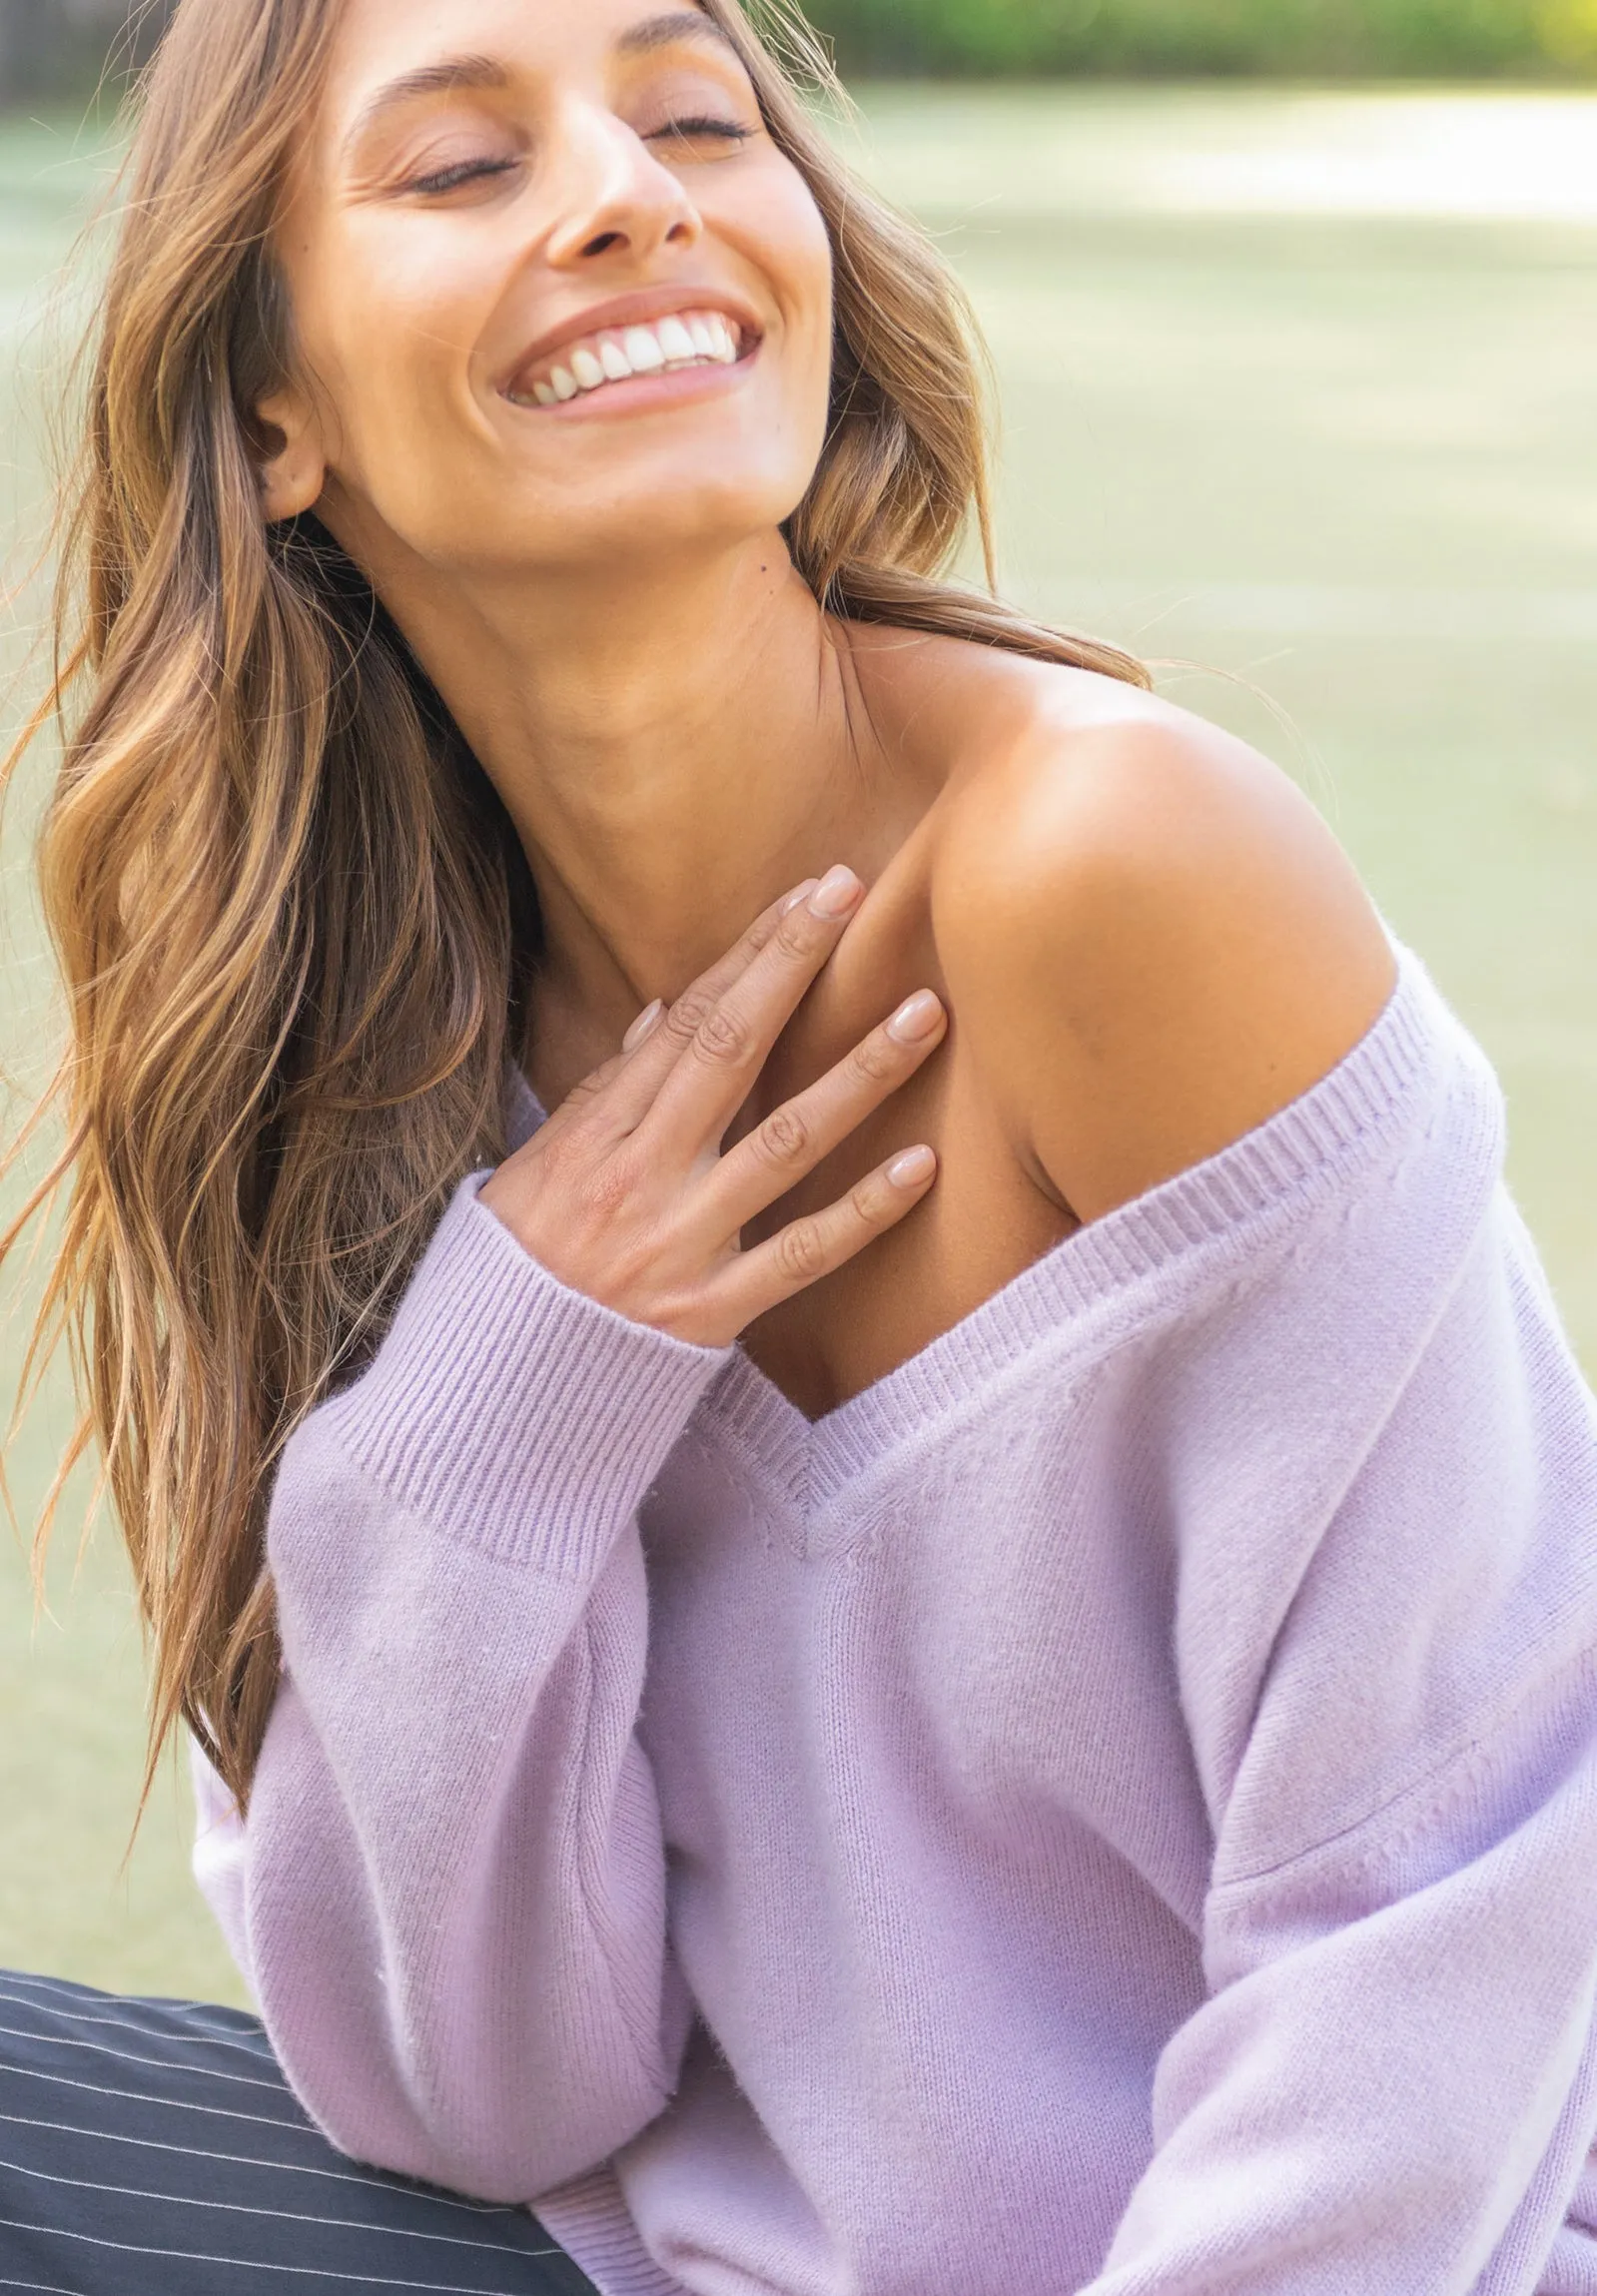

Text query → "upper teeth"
[510,310,744,408]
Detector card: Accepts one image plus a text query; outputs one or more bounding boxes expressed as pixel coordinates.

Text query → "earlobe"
[254,387,327,524]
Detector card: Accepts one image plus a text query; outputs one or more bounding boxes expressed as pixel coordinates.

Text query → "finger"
[593,879,821,1132]
[642,865,867,1151]
[715,1143,938,1327]
[700,991,947,1234]
[527,1047,631,1145]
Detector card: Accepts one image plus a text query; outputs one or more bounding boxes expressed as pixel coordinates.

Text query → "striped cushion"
[0,1970,600,2294]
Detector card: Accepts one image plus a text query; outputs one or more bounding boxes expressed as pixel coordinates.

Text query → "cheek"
[794,238,838,446]
[744,176,837,464]
[778,187,836,389]
[289,228,494,486]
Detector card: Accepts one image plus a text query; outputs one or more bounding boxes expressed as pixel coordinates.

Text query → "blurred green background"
[5,0,1597,99]
[3,54,1597,2008]
[802,0,1597,76]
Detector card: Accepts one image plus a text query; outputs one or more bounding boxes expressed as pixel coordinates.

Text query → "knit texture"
[193,946,1597,2294]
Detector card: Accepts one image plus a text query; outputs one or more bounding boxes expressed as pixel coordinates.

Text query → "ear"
[254,384,328,523]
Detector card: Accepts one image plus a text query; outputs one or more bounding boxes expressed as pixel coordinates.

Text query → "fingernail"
[886,991,944,1045]
[887,1146,936,1188]
[808,865,862,920]
[623,999,664,1051]
[781,880,820,915]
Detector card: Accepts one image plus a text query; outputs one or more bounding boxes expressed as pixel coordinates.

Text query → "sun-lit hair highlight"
[3,0,1148,1811]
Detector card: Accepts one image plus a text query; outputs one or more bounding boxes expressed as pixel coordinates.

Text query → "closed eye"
[406,155,519,197]
[649,116,755,145]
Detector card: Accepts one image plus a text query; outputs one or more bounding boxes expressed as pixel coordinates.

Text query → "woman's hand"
[479,867,946,1347]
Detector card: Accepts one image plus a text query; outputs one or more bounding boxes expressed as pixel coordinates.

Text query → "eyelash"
[650,116,754,144]
[406,118,750,195]
[408,156,518,196]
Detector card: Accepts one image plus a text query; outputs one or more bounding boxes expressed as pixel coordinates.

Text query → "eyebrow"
[344,16,736,158]
[343,55,512,158]
[616,11,736,59]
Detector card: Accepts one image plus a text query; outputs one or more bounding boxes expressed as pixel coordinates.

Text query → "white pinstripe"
[0,1979,587,2291]
[1,2059,329,2131]
[0,2021,289,2093]
[0,1990,275,2065]
[0,2110,515,2214]
[0,1972,213,2015]
[0,2214,557,2291]
[0,2153,547,2257]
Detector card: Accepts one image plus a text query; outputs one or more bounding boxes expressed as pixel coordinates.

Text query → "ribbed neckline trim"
[700,947,1485,1513]
[509,947,1491,1521]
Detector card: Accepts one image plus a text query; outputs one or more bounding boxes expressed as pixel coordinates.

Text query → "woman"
[4,0,1597,2289]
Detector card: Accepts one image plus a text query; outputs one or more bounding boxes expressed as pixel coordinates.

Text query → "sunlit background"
[2,2,1595,2005]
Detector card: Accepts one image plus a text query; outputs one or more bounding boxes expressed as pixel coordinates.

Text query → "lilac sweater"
[193,946,1597,2296]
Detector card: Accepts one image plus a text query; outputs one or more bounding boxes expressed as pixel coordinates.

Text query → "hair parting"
[2,0,1147,1813]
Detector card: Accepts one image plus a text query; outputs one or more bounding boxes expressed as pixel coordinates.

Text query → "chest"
[735,1004,1078,1422]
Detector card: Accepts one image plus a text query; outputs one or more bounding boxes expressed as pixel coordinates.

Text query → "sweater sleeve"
[191,1176,729,2204]
[1086,1154,1597,2293]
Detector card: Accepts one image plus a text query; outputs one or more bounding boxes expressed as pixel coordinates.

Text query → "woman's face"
[262,0,836,582]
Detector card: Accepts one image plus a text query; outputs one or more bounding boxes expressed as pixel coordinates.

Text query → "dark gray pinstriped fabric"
[0,1972,603,2294]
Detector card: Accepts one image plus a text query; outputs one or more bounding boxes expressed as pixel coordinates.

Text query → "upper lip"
[500,286,763,393]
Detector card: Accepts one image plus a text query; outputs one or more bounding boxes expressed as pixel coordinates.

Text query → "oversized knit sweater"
[193,944,1597,2296]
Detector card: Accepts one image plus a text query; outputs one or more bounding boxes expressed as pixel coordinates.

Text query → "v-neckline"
[508,943,1435,1521]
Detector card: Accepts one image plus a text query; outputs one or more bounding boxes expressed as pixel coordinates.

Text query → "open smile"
[505,309,753,410]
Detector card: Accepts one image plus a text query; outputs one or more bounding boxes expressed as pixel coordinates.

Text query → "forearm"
[1091,1188,1597,2294]
[1087,1732,1597,2293]
[196,1178,724,2199]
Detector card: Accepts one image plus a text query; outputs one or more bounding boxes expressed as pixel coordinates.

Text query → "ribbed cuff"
[534,2167,689,2296]
[322,1176,729,1580]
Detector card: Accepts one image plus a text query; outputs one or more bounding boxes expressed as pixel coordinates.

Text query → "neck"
[370,529,924,1054]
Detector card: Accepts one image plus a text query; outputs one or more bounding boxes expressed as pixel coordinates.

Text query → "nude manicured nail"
[808,865,862,920]
[781,880,820,915]
[623,999,664,1051]
[887,991,944,1045]
[887,1146,936,1188]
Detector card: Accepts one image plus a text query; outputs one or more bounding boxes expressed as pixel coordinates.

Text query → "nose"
[542,101,703,272]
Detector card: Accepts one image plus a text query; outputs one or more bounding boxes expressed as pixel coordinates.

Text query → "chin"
[491,471,812,574]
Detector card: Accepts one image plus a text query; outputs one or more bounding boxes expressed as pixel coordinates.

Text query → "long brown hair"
[3,0,1148,1811]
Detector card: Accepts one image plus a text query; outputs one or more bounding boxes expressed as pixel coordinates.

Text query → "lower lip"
[502,341,761,423]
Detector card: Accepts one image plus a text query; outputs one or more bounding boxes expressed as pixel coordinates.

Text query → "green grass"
[2,89,1596,2004]
[800,0,1597,75]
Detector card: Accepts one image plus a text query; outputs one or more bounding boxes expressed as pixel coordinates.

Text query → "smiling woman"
[4,1,1597,2293]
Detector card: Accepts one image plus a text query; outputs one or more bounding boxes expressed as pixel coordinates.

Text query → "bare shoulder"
[922,651,1398,1223]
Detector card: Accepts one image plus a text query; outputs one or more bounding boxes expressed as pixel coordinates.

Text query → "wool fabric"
[194,945,1597,2295]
